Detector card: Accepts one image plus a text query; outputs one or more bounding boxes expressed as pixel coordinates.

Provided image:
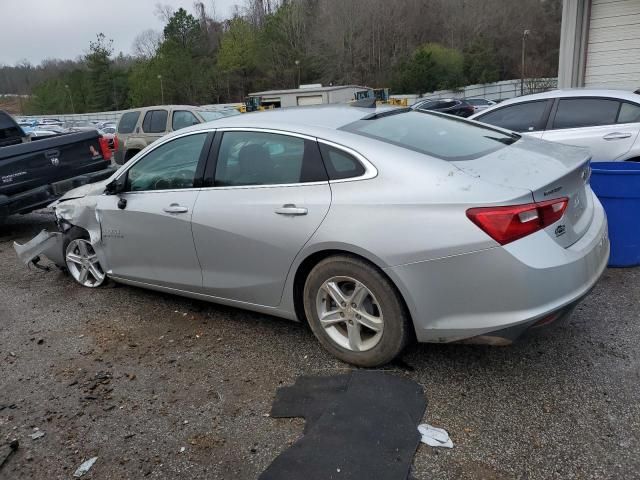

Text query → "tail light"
[466,198,568,245]
[113,135,119,152]
[98,136,112,161]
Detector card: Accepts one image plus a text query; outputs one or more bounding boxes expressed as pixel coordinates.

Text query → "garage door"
[585,0,640,88]
[297,95,323,106]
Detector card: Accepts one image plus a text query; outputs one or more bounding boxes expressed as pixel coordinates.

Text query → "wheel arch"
[290,246,417,339]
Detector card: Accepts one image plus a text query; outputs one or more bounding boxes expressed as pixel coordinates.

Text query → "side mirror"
[105,174,126,195]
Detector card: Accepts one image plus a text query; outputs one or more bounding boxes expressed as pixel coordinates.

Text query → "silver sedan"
[15,105,610,366]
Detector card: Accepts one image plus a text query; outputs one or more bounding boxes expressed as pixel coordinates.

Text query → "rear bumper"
[386,193,610,343]
[0,167,116,219]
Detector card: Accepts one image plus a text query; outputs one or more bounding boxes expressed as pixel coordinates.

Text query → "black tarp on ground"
[260,370,426,480]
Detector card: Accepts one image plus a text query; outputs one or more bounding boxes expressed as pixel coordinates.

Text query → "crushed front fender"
[14,230,66,268]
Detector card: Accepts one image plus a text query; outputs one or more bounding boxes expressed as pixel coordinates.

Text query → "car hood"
[55,178,110,204]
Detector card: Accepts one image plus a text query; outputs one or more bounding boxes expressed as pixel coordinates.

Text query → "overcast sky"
[0,0,240,65]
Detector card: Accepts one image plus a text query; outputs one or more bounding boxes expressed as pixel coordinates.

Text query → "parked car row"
[16,100,609,367]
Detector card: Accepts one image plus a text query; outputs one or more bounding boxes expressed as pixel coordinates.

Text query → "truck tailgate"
[0,131,109,197]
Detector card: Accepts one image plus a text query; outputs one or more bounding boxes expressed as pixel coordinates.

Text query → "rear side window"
[618,103,640,124]
[319,144,365,180]
[117,111,140,134]
[476,101,548,132]
[342,110,518,161]
[172,110,200,131]
[552,98,619,129]
[142,110,168,133]
[214,131,327,187]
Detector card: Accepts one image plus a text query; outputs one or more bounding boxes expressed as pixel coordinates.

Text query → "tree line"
[0,0,562,114]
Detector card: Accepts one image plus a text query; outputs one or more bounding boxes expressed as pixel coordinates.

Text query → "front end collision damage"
[13,189,107,272]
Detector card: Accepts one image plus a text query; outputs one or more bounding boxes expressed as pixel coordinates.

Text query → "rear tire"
[303,255,411,367]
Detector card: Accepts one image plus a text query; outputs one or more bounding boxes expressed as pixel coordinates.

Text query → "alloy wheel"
[315,276,384,352]
[65,239,106,288]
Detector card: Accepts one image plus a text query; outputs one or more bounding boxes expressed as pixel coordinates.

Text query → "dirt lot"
[1,212,639,480]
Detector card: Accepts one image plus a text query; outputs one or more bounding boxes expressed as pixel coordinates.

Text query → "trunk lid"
[453,136,593,248]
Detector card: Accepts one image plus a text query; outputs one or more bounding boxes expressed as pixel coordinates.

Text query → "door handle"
[275,204,308,216]
[603,132,632,140]
[163,204,189,214]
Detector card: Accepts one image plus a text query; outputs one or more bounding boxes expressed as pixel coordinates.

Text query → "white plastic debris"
[73,457,98,477]
[418,424,453,448]
[29,430,45,440]
[179,447,186,453]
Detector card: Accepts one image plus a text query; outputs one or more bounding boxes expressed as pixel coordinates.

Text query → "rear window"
[118,111,140,134]
[341,110,518,161]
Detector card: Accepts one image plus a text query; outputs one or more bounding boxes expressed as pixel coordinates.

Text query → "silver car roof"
[173,104,401,139]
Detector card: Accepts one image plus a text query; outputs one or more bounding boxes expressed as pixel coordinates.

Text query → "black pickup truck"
[0,110,116,223]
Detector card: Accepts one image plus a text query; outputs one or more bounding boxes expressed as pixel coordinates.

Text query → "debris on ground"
[29,429,45,440]
[418,424,453,448]
[0,440,19,470]
[73,457,98,477]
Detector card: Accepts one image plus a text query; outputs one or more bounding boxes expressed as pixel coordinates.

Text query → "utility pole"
[157,74,164,104]
[65,84,75,113]
[521,29,530,96]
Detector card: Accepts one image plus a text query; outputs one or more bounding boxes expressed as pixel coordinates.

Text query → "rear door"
[542,97,640,161]
[191,129,331,306]
[140,109,169,145]
[473,100,552,139]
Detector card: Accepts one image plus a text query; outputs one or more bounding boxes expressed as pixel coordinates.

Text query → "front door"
[191,130,331,307]
[97,132,210,290]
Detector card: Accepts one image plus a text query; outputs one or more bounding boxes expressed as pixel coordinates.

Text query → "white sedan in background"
[470,89,640,162]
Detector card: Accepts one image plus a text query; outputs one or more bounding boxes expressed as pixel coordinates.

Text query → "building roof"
[249,85,370,96]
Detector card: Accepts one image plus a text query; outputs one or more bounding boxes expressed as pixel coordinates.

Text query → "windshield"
[200,109,240,122]
[341,110,519,161]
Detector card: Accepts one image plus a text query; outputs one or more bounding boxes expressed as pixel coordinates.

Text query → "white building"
[249,85,371,108]
[558,0,640,89]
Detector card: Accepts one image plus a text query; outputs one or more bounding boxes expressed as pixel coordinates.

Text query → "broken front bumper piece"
[14,230,66,269]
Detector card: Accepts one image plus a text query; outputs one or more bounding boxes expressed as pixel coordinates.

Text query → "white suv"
[469,89,640,162]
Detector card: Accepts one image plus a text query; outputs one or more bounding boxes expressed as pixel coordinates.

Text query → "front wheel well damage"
[292,250,414,336]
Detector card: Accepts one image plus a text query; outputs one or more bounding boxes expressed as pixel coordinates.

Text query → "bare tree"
[132,29,162,59]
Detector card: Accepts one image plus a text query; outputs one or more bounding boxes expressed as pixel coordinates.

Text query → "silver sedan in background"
[15,105,609,366]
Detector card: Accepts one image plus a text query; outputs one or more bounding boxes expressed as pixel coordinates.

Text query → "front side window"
[117,111,140,134]
[476,100,548,132]
[142,110,168,133]
[125,133,207,192]
[342,110,518,161]
[214,131,327,187]
[172,110,200,131]
[552,98,619,129]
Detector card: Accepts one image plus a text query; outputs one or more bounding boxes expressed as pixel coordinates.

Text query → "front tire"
[303,255,411,367]
[63,228,106,288]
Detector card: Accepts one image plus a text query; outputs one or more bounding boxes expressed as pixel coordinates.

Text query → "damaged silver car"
[15,105,609,367]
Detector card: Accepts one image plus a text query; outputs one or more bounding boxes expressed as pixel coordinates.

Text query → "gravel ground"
[1,212,639,480]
